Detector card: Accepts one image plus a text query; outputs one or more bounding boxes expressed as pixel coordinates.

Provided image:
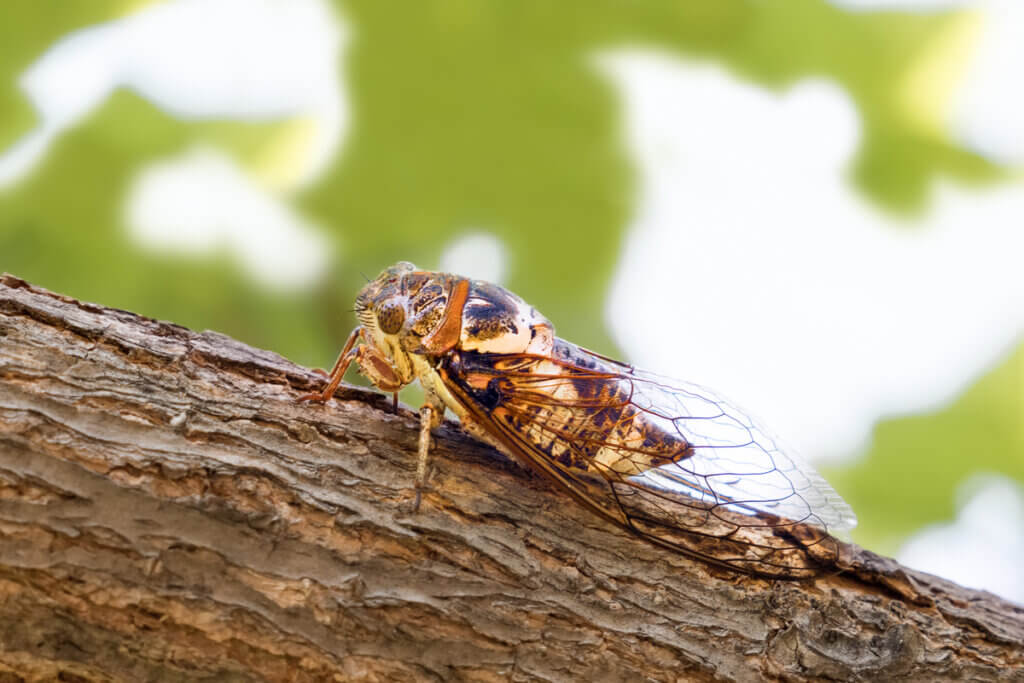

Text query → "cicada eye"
[376,302,405,335]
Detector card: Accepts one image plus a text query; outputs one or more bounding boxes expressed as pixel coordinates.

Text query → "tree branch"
[0,274,1021,682]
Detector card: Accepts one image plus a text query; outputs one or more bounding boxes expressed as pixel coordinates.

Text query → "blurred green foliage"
[0,0,1019,554]
[826,343,1024,554]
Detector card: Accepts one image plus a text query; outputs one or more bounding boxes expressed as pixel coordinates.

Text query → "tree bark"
[0,273,1021,683]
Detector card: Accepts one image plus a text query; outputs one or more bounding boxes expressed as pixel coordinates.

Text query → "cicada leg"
[354,345,404,394]
[297,326,363,403]
[299,326,406,403]
[413,398,445,511]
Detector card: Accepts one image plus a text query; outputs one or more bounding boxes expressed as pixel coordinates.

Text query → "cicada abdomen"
[301,262,856,579]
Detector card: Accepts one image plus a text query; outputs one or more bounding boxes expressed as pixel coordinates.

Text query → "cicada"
[300,262,856,579]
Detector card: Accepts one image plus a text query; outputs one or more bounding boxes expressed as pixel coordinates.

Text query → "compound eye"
[376,302,405,335]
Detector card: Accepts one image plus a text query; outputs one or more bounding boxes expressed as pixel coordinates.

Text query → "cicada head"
[355,262,464,357]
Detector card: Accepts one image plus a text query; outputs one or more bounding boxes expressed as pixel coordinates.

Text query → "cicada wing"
[440,340,855,579]
[625,368,857,533]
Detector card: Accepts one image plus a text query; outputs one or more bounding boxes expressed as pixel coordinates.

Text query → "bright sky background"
[600,51,1024,464]
[832,1,1024,165]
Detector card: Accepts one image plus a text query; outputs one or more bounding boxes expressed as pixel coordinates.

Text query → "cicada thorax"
[388,271,555,358]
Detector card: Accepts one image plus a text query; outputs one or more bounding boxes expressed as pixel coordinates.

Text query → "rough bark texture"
[0,273,1021,683]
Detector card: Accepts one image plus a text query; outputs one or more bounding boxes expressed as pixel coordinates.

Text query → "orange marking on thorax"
[420,277,470,355]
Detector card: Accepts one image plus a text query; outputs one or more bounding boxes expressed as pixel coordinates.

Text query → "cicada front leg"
[297,327,363,403]
[298,326,405,404]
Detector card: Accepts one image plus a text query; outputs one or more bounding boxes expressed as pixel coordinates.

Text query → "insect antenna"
[360,271,371,283]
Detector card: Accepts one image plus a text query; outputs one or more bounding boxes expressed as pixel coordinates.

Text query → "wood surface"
[0,274,1021,682]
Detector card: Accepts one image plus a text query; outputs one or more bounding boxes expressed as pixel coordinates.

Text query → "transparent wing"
[626,367,857,533]
[441,340,856,578]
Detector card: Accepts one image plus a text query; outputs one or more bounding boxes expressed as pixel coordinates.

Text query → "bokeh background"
[1,0,1021,601]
